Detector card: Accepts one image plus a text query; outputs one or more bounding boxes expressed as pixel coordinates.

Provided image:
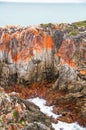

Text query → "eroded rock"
[0,24,85,86]
[0,88,53,130]
[0,23,86,127]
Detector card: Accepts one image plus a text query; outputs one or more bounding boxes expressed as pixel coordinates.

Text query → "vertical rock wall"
[0,24,86,86]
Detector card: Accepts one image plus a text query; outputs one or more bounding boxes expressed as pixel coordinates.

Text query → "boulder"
[52,64,77,91]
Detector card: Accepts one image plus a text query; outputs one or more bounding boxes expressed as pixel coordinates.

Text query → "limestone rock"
[0,23,85,86]
[0,22,86,127]
[0,87,53,130]
[52,64,77,91]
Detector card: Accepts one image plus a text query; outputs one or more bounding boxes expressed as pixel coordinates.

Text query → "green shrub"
[40,23,54,28]
[73,21,86,27]
[69,30,79,36]
[12,110,17,119]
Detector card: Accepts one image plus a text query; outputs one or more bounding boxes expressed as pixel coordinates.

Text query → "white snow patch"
[52,121,86,130]
[28,97,86,130]
[28,97,60,119]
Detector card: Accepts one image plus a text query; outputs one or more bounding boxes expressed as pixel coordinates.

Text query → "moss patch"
[12,110,18,119]
[69,29,79,36]
[73,21,86,27]
[40,23,55,28]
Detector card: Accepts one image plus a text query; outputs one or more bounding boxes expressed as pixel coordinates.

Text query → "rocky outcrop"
[0,22,86,127]
[0,23,86,86]
[0,87,53,130]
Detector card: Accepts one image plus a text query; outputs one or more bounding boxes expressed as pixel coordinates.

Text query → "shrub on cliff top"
[69,29,79,36]
[73,20,86,27]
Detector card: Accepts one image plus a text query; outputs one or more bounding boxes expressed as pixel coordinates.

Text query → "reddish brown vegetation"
[5,82,86,127]
[5,82,52,99]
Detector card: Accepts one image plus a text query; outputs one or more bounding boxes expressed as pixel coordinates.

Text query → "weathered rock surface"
[0,88,53,130]
[0,23,86,86]
[0,21,86,127]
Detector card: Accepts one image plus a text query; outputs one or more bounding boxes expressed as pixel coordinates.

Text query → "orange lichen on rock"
[67,60,75,68]
[0,44,3,51]
[12,31,20,39]
[0,24,86,128]
[44,34,53,49]
[1,32,10,44]
[9,50,21,63]
[56,39,75,67]
[80,70,86,75]
[33,28,39,36]
[20,48,31,62]
[16,51,21,62]
[33,37,42,54]
[59,59,75,68]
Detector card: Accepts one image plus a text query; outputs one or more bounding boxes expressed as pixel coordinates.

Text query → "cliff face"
[0,23,86,86]
[0,22,86,127]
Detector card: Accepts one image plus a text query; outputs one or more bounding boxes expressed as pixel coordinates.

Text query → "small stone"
[1,114,6,122]
[6,113,13,123]
[8,124,17,130]
[15,103,22,113]
[9,92,20,97]
[0,87,4,92]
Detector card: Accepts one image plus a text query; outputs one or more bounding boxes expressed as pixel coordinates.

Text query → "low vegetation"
[73,20,86,27]
[69,29,79,36]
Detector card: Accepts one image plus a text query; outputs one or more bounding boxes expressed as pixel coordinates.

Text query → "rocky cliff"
[0,23,86,85]
[0,21,86,127]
